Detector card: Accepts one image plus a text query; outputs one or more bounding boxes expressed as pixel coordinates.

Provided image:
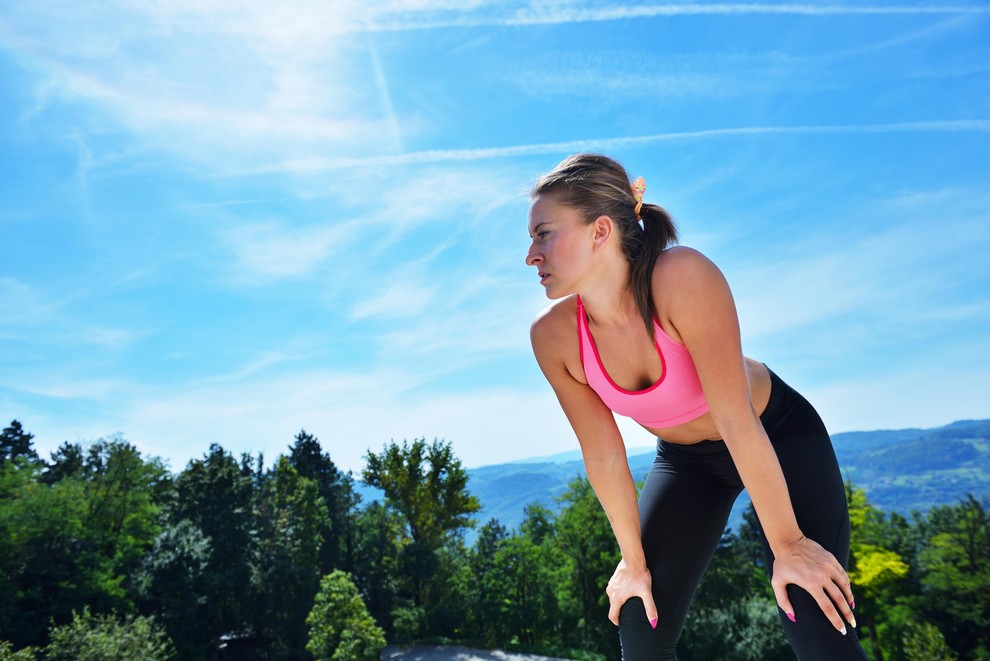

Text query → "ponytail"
[630,203,678,338]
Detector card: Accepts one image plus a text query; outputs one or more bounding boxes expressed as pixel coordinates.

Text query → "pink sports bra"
[577,295,710,428]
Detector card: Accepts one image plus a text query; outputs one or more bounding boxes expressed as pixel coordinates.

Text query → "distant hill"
[462,419,990,535]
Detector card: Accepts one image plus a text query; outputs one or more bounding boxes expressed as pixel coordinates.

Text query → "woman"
[526,153,868,660]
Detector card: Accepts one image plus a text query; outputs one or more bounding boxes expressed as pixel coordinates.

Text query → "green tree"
[362,438,480,627]
[44,608,175,661]
[0,434,167,648]
[680,595,791,661]
[134,520,211,660]
[556,476,620,658]
[39,441,84,485]
[846,484,911,661]
[362,438,480,551]
[902,621,958,661]
[469,518,509,647]
[255,457,330,658]
[918,495,990,659]
[0,641,35,660]
[306,571,386,661]
[485,506,566,647]
[287,430,360,574]
[171,444,257,642]
[351,502,403,635]
[80,438,172,612]
[0,421,39,468]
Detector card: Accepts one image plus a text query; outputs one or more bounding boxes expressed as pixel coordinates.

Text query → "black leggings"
[618,369,869,660]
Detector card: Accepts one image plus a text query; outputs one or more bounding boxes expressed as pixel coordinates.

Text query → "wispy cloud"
[0,1,401,171]
[730,183,990,368]
[350,279,439,321]
[359,4,990,32]
[219,218,364,281]
[253,120,990,172]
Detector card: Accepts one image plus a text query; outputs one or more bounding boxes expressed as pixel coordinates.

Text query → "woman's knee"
[618,597,680,660]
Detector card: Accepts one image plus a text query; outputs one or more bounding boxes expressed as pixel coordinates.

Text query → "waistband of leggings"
[759,365,787,426]
[657,364,787,454]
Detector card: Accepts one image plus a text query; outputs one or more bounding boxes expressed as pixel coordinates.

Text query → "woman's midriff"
[643,358,772,444]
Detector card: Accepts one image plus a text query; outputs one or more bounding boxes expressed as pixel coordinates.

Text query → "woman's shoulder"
[653,245,722,284]
[651,246,731,317]
[530,295,579,350]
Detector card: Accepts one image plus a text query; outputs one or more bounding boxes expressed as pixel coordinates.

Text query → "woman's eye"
[538,231,549,239]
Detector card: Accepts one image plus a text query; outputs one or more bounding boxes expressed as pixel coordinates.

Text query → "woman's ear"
[591,214,614,249]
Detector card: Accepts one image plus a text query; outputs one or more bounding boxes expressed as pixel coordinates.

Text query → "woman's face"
[526,194,596,299]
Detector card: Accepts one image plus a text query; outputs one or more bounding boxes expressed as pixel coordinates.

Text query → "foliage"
[361,437,481,634]
[918,495,990,659]
[305,571,386,661]
[902,621,958,661]
[362,438,481,551]
[133,520,211,660]
[0,434,168,648]
[679,596,791,661]
[555,476,620,658]
[288,430,360,574]
[0,422,39,468]
[171,443,257,641]
[0,641,34,660]
[351,502,403,633]
[44,608,175,661]
[469,518,510,647]
[255,457,330,658]
[2,419,988,660]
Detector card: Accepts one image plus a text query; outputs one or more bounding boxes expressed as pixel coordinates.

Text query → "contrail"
[360,4,990,32]
[252,119,990,172]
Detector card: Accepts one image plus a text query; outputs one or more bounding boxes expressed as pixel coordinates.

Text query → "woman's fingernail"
[840,626,847,636]
[850,615,857,629]
[850,599,856,610]
[649,617,658,630]
[786,612,796,623]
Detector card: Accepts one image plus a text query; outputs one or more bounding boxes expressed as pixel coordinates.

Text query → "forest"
[0,420,987,660]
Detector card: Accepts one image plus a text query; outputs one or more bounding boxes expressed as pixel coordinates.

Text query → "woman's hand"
[771,535,857,633]
[606,559,659,628]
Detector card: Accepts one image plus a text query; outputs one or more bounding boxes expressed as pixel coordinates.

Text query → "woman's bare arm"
[656,247,855,631]
[530,304,657,626]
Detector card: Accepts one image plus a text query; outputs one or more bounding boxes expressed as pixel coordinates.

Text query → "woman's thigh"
[758,379,868,660]
[620,443,742,660]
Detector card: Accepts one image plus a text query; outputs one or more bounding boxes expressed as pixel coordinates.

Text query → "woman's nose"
[526,242,541,266]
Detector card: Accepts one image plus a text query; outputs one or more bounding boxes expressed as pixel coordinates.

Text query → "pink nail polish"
[850,600,856,610]
[649,617,658,630]
[786,612,796,623]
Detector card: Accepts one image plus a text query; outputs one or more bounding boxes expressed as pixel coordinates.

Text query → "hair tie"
[631,176,646,219]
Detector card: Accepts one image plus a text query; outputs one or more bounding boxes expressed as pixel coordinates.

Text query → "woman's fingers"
[771,579,856,635]
[607,598,621,627]
[642,591,659,629]
[772,538,858,633]
[824,579,857,630]
[605,561,657,628]
[771,579,795,623]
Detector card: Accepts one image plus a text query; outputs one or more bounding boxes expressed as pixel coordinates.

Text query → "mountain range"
[460,418,990,535]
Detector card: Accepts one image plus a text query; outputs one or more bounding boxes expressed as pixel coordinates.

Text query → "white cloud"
[1,0,401,171]
[355,3,990,31]
[219,219,362,280]
[19,361,577,474]
[350,280,438,321]
[252,120,990,173]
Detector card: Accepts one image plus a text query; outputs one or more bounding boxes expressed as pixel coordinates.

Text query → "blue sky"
[2,1,988,475]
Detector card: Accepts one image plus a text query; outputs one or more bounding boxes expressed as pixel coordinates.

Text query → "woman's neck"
[578,261,638,328]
